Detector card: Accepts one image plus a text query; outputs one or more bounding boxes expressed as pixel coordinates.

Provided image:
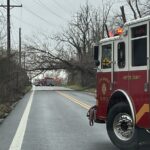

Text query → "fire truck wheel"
[106,102,139,150]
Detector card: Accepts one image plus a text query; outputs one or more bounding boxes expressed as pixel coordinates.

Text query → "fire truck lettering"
[99,78,110,83]
[123,75,141,80]
[102,83,107,95]
[136,104,150,123]
[100,97,106,101]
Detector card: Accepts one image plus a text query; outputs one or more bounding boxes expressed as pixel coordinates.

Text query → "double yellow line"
[57,91,92,110]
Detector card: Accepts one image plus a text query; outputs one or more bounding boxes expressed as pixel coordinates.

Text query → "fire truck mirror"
[93,45,99,60]
[95,60,100,67]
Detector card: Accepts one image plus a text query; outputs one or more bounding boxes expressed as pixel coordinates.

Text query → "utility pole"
[24,52,26,69]
[0,0,22,57]
[7,0,10,57]
[19,28,21,66]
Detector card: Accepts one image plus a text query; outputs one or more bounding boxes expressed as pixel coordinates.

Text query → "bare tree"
[23,2,114,87]
[120,6,127,23]
[127,0,138,19]
[135,0,142,17]
[101,0,113,38]
[0,11,7,54]
[139,0,150,16]
[125,0,148,19]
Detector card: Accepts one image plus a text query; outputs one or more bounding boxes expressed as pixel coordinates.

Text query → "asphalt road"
[0,86,148,150]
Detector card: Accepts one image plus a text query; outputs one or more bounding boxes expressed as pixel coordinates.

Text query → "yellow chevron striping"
[136,104,150,123]
[57,91,92,110]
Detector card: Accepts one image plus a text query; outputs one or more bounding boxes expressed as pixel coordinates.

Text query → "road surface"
[0,86,148,150]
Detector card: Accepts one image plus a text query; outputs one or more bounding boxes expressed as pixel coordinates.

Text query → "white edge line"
[9,89,35,150]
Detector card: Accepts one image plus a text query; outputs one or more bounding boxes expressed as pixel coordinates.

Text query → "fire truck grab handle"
[95,60,100,67]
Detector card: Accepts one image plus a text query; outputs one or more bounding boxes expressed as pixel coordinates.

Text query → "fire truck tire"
[106,102,139,150]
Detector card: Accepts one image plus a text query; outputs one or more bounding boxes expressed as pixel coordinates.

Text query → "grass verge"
[0,85,32,122]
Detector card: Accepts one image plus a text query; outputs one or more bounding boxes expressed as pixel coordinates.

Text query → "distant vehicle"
[44,77,55,86]
[87,16,150,150]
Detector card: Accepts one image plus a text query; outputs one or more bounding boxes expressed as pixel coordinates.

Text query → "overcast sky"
[0,0,123,49]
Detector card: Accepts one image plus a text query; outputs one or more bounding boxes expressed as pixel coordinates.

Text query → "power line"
[23,5,57,27]
[11,22,18,49]
[12,14,45,31]
[51,0,71,14]
[12,0,58,27]
[34,0,67,21]
[11,0,18,3]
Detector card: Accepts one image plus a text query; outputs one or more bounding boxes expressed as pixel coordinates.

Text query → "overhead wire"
[11,0,19,4]
[12,15,44,31]
[11,0,46,32]
[11,22,18,50]
[11,0,23,47]
[3,0,72,43]
[34,0,67,21]
[22,5,57,27]
[12,0,58,27]
[49,0,71,14]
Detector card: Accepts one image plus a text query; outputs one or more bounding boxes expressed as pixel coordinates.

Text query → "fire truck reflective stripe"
[57,91,92,110]
[136,104,150,123]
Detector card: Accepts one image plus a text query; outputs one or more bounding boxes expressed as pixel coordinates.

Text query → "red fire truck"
[87,16,150,150]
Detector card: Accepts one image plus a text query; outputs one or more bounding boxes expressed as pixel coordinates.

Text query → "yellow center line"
[57,91,92,110]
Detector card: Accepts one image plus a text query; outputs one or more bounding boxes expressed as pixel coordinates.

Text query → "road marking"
[9,90,35,150]
[57,91,92,110]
